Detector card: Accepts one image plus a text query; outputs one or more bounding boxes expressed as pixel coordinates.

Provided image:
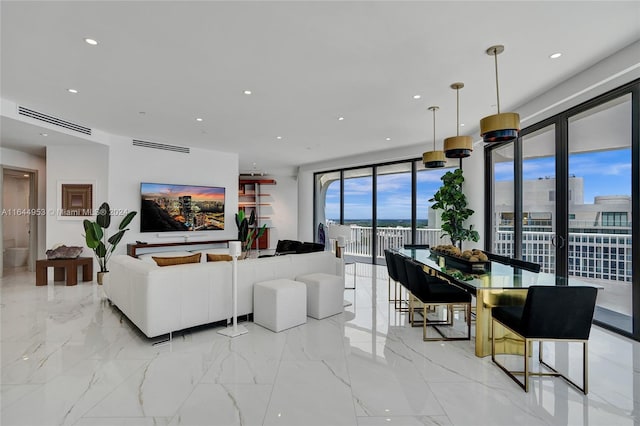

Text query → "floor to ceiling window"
[486,80,639,339]
[314,160,455,265]
[568,94,633,331]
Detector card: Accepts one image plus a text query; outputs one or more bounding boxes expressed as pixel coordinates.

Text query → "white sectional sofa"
[104,251,342,338]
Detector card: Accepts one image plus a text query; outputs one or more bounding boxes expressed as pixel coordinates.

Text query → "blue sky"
[325,148,631,220]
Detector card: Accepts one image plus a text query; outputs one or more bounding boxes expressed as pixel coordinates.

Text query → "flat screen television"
[140,182,225,232]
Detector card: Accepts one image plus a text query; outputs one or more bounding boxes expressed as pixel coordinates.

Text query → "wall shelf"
[238,177,276,249]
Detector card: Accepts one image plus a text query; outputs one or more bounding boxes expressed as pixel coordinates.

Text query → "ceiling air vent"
[132,139,190,154]
[17,106,92,135]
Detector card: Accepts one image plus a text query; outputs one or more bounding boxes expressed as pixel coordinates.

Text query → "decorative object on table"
[235,209,266,259]
[480,44,520,143]
[45,244,83,259]
[429,168,479,249]
[430,245,489,273]
[83,202,137,284]
[217,241,249,338]
[443,83,472,158]
[422,106,445,168]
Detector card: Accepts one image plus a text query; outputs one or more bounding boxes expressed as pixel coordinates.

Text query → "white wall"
[267,174,298,245]
[107,134,238,253]
[45,144,109,256]
[0,147,47,272]
[297,40,640,249]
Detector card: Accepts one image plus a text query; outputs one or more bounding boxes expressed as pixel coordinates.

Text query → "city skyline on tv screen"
[140,182,225,232]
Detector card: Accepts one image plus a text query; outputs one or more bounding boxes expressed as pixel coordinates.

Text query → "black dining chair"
[391,252,411,312]
[485,251,512,265]
[509,257,541,273]
[491,285,598,393]
[384,249,400,305]
[404,258,472,341]
[403,244,430,249]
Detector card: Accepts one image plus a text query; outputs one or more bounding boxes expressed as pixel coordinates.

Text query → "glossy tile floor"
[1,264,638,426]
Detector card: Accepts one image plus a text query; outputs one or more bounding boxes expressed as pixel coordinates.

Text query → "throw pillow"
[152,252,201,267]
[207,253,233,262]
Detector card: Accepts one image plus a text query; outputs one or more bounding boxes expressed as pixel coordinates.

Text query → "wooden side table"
[35,257,93,286]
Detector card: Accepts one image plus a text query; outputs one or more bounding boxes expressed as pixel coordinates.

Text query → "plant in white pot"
[83,202,137,284]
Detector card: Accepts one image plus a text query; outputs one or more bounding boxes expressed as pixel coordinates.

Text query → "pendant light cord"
[493,48,501,113]
[456,87,460,137]
[432,107,437,150]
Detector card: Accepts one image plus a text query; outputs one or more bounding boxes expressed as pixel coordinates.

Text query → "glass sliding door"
[490,143,515,257]
[521,125,556,274]
[568,94,633,332]
[343,168,373,261]
[376,163,412,263]
[416,161,451,248]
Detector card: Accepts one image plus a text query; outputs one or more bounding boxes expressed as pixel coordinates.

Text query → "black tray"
[430,250,490,273]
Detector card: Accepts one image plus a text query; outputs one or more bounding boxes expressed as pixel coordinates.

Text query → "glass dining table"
[397,247,601,357]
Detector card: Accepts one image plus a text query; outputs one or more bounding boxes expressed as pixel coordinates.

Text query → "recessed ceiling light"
[195,117,203,122]
[84,38,98,46]
[243,90,252,95]
[460,123,465,127]
[549,52,562,59]
[23,174,29,177]
[413,95,421,100]
[385,137,391,141]
[40,133,48,137]
[337,116,345,121]
[67,88,78,94]
[276,136,283,140]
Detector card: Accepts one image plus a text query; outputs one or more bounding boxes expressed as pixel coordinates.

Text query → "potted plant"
[235,209,266,258]
[429,168,479,248]
[83,202,137,284]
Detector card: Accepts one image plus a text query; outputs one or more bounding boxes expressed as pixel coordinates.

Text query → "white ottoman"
[254,279,307,332]
[296,272,344,319]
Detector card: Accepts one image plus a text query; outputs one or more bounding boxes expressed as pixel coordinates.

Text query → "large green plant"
[83,202,137,272]
[429,168,479,248]
[235,209,267,253]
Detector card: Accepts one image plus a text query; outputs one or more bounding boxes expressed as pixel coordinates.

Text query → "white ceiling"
[1,1,639,175]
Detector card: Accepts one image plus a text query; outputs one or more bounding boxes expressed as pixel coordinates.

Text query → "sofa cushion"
[152,252,202,267]
[139,251,194,263]
[192,248,232,263]
[207,253,233,262]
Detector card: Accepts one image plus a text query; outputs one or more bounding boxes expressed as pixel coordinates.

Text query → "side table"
[35,257,93,286]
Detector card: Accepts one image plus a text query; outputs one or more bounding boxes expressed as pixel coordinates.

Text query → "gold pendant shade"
[444,83,472,159]
[422,106,445,168]
[480,45,520,143]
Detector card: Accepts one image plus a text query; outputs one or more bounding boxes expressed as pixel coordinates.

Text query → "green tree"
[429,168,479,248]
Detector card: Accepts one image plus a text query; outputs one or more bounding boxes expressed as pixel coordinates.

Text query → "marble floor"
[1,263,639,426]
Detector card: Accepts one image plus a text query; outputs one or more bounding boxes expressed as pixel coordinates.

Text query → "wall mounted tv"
[140,182,225,232]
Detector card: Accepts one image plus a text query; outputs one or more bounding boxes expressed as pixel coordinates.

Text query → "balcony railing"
[343,226,448,258]
[341,225,632,283]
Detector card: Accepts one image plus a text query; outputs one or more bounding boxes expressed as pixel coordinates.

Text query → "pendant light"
[444,82,472,158]
[422,106,445,168]
[480,45,520,143]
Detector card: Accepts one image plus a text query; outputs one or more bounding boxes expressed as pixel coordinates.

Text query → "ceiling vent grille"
[17,106,92,135]
[132,139,190,154]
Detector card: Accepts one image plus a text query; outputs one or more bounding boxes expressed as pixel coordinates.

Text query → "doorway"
[1,167,38,276]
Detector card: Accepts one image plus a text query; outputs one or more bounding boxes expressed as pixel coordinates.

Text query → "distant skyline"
[325,148,631,220]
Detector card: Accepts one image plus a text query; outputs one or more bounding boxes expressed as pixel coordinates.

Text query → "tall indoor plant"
[83,202,137,283]
[429,168,479,248]
[235,209,266,258]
